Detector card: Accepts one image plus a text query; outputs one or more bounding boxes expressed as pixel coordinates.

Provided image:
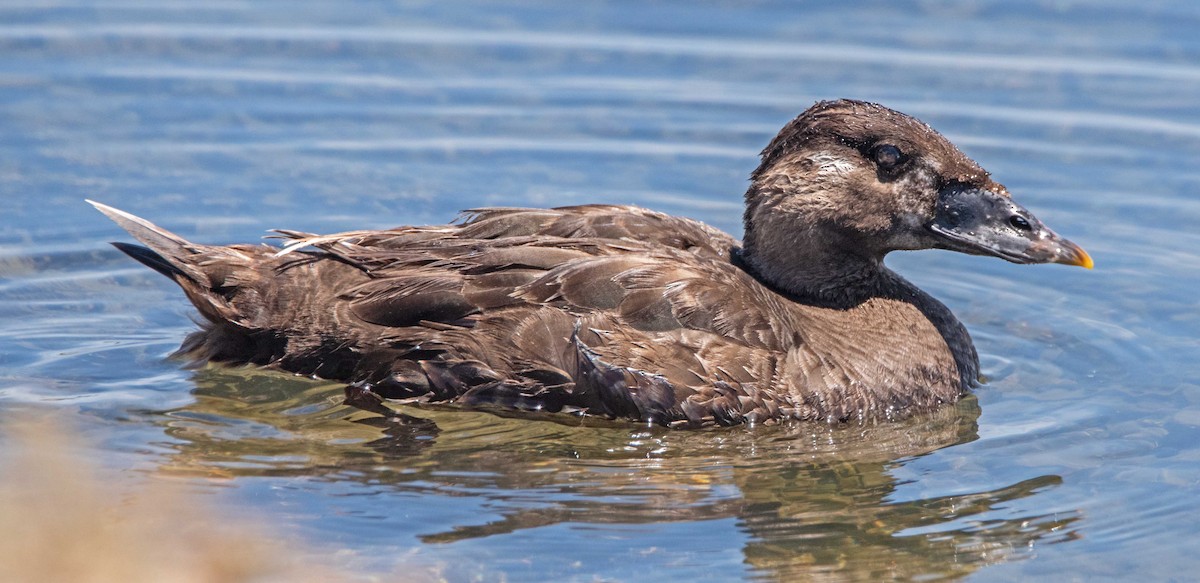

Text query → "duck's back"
[94,203,970,427]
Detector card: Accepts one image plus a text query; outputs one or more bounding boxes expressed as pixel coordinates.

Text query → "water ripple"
[2,23,1199,83]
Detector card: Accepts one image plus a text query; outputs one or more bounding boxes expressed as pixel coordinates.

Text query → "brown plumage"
[92,100,1092,428]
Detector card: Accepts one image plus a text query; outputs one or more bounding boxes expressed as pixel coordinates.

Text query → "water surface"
[2,1,1199,580]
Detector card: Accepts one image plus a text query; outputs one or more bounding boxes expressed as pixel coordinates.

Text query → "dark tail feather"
[89,200,200,277]
[89,200,244,325]
[110,241,187,281]
[88,200,210,285]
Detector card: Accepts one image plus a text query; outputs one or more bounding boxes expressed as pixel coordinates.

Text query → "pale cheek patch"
[810,152,856,176]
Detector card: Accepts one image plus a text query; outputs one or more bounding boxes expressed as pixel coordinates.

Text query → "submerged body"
[93,100,1091,427]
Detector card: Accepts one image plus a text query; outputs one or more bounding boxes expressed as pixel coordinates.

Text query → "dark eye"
[1009,215,1032,231]
[872,144,904,169]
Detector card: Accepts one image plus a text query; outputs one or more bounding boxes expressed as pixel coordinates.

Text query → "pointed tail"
[87,200,209,283]
[89,200,250,326]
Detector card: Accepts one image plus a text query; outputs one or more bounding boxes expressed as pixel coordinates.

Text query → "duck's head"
[742,100,1091,294]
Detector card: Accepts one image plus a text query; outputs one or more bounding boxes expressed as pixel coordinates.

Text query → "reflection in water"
[155,367,1080,579]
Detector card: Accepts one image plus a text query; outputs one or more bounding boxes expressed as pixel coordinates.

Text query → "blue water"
[2,1,1199,580]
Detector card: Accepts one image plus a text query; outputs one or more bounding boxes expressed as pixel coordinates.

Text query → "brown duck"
[92,100,1091,428]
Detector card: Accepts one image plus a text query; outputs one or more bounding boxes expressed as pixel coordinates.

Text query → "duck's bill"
[928,185,1093,269]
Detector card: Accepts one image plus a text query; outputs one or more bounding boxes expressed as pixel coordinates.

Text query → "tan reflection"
[0,416,340,583]
[158,367,1080,580]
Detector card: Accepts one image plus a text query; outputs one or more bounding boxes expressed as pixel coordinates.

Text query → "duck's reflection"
[156,367,1079,579]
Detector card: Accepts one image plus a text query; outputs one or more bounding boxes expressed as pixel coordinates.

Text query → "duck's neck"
[741,209,891,307]
[740,203,981,391]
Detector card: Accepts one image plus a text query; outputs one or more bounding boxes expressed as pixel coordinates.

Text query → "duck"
[91,99,1091,428]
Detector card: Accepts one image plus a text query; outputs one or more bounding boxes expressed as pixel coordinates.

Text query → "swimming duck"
[92,99,1091,427]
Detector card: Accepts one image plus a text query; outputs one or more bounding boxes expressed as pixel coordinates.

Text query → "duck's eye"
[872,144,904,169]
[1009,215,1033,231]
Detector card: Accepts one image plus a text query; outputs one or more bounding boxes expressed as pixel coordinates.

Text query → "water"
[1,1,1198,580]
